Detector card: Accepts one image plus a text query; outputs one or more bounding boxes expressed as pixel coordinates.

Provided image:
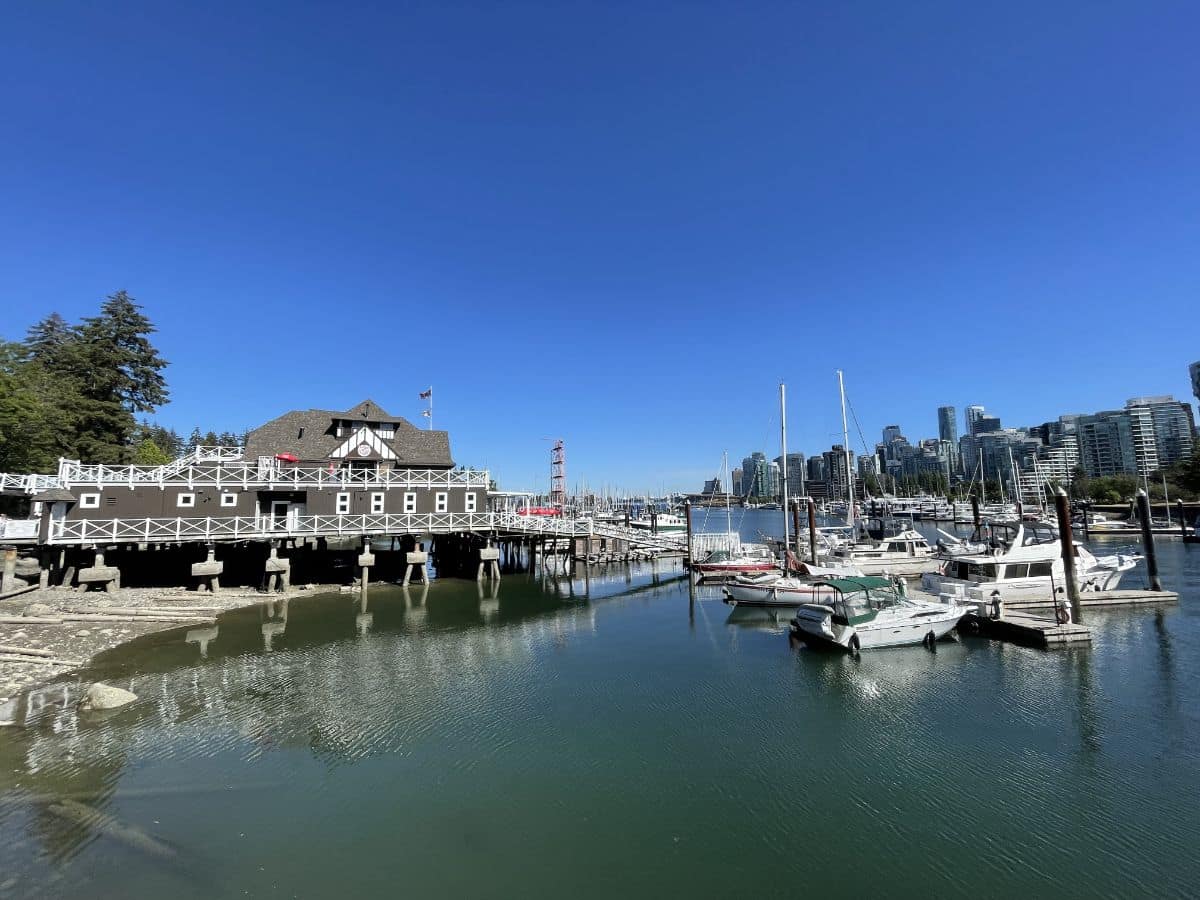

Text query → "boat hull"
[827,557,942,577]
[791,606,965,650]
[723,579,842,608]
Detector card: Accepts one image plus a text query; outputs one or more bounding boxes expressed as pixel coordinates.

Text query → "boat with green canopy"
[789,577,966,653]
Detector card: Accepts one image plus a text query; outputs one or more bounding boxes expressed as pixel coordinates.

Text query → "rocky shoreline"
[0,585,333,714]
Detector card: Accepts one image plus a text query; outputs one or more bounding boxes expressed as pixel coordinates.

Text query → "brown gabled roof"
[338,399,401,423]
[243,406,453,467]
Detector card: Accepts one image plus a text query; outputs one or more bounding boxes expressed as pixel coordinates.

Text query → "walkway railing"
[52,458,490,491]
[0,473,59,495]
[43,511,690,547]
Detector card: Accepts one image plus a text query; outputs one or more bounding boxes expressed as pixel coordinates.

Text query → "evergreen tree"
[132,438,172,466]
[24,312,79,372]
[71,291,169,462]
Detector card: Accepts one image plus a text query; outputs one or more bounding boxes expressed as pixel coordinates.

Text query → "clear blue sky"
[3,2,1198,492]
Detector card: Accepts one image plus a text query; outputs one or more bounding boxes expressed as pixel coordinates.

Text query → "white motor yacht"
[822,518,940,577]
[628,512,688,533]
[922,521,1139,602]
[789,577,967,652]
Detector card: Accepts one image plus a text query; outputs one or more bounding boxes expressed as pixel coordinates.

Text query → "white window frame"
[465,492,477,513]
[336,492,351,514]
[220,493,238,508]
[403,492,417,513]
[435,491,448,513]
[370,492,385,514]
[80,493,100,509]
[177,493,196,509]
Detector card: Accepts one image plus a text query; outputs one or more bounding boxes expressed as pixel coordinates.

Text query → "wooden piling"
[1054,488,1082,623]
[971,495,981,527]
[1136,490,1162,591]
[683,500,693,568]
[1178,500,1188,540]
[1,547,16,596]
[807,499,818,566]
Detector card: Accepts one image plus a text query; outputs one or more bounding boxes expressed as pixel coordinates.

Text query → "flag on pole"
[421,410,431,418]
[419,388,432,399]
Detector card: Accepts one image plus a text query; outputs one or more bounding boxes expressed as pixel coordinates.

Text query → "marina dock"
[962,610,1092,648]
[1000,588,1180,612]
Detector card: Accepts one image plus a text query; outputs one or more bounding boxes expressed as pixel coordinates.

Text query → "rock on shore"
[79,682,138,710]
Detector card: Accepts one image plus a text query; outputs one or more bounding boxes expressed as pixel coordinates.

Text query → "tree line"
[0,292,243,473]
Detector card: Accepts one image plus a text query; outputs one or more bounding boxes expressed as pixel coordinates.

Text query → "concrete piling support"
[478,544,500,581]
[264,543,290,594]
[77,549,121,593]
[403,545,428,586]
[191,545,223,593]
[358,539,375,597]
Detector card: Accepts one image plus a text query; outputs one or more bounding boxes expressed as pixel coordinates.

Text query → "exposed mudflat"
[0,585,334,710]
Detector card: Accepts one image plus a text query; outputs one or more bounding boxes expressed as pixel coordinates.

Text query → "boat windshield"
[835,585,913,621]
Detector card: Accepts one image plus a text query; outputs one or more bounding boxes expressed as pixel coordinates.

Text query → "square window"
[336,492,351,515]
[435,492,448,513]
[220,493,238,508]
[465,493,477,513]
[403,492,416,513]
[177,493,195,508]
[80,493,100,509]
[370,492,385,514]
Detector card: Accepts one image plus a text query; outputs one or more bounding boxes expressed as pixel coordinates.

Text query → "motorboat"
[788,577,967,652]
[821,518,940,576]
[628,512,688,533]
[693,545,778,578]
[922,521,1139,602]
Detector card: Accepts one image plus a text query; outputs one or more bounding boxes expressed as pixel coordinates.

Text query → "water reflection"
[0,535,1197,899]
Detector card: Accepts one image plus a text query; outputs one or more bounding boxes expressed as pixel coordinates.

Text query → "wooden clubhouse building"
[0,400,683,591]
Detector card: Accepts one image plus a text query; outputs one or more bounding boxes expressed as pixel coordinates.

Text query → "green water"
[1,521,1198,898]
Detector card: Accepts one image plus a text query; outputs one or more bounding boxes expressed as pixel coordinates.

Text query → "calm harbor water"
[1,510,1198,898]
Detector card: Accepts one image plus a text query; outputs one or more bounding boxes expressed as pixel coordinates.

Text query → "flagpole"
[428,386,433,430]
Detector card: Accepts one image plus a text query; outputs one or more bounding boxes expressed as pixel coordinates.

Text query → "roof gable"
[328,426,397,461]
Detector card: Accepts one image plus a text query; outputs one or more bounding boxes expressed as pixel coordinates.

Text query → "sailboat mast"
[780,382,790,563]
[837,370,854,525]
[724,450,732,534]
[979,449,986,505]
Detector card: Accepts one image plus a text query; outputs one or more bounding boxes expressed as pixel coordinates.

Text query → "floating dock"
[962,610,1092,648]
[998,589,1179,612]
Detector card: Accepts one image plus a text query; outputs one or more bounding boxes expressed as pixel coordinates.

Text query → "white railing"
[46,512,582,545]
[0,518,39,540]
[43,511,691,546]
[53,458,490,491]
[0,473,60,495]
